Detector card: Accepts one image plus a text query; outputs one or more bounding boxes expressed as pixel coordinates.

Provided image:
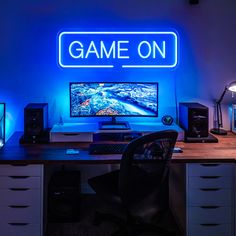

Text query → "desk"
[2,132,236,163]
[1,132,236,236]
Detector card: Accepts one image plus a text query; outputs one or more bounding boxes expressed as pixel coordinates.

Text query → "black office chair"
[88,130,178,236]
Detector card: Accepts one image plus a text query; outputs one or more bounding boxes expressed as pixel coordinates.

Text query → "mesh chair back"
[118,130,178,209]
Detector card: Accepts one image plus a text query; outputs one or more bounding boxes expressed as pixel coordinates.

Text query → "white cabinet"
[186,163,234,236]
[0,164,43,236]
[169,163,234,236]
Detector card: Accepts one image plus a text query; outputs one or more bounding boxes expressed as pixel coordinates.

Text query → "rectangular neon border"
[58,31,178,68]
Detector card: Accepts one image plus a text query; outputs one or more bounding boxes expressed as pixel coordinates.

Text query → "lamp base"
[210,128,227,135]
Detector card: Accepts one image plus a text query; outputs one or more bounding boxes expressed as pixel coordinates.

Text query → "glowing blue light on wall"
[58,31,178,69]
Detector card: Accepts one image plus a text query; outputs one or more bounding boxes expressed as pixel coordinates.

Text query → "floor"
[45,194,181,236]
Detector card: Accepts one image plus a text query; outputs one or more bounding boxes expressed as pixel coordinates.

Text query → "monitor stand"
[99,117,130,130]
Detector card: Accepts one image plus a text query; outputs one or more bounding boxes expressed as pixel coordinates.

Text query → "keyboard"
[89,143,127,155]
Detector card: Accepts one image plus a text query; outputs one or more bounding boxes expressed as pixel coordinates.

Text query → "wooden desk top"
[173,133,236,162]
[0,132,236,164]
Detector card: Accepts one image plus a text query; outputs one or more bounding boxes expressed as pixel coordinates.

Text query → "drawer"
[0,189,41,206]
[187,164,233,177]
[188,206,232,224]
[0,223,41,236]
[50,132,93,142]
[0,165,43,176]
[0,205,41,224]
[0,176,41,189]
[188,189,232,206]
[188,223,232,236]
[188,176,232,189]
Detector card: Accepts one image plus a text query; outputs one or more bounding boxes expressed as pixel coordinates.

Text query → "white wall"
[1,0,236,138]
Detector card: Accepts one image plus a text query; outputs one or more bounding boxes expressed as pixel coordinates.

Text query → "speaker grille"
[24,103,48,137]
[179,102,209,138]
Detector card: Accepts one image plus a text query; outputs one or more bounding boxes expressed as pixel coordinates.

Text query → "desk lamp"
[0,103,6,148]
[210,81,236,135]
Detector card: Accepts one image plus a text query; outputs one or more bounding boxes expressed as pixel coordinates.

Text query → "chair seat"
[88,165,167,222]
[88,169,121,204]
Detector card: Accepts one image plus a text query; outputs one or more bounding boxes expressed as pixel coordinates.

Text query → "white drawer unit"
[0,204,41,224]
[188,176,233,189]
[0,164,42,176]
[0,223,41,236]
[188,188,232,206]
[186,163,234,236]
[0,176,41,188]
[188,223,232,236]
[0,164,43,236]
[188,206,232,224]
[0,189,41,205]
[187,163,233,177]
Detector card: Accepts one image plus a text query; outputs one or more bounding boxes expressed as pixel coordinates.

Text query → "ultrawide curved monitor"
[70,82,158,117]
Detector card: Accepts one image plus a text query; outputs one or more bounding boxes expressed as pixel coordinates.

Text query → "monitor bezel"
[69,82,158,118]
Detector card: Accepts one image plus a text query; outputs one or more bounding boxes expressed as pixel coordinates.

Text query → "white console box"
[50,123,96,142]
[50,122,184,142]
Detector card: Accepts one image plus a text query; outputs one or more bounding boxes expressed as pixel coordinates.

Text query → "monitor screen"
[70,82,158,117]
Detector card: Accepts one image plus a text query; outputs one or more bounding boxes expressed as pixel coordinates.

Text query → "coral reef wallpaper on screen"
[70,82,158,117]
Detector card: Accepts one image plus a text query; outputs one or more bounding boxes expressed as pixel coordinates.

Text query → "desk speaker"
[179,102,208,138]
[24,103,48,137]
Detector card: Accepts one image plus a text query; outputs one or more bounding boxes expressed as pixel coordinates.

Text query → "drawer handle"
[200,206,220,209]
[63,133,80,136]
[8,223,29,226]
[200,164,219,167]
[11,164,28,166]
[9,176,30,179]
[9,188,30,191]
[200,188,220,191]
[200,176,221,179]
[8,205,29,208]
[200,224,220,227]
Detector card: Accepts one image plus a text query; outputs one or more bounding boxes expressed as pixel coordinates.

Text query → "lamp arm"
[217,86,227,104]
[215,86,228,129]
[217,103,223,128]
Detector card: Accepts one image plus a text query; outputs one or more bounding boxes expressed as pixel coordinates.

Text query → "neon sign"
[58,31,178,68]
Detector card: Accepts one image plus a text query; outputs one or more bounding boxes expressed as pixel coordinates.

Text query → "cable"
[174,72,179,124]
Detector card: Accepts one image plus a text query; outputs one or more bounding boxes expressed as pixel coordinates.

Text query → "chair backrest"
[118,130,178,210]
